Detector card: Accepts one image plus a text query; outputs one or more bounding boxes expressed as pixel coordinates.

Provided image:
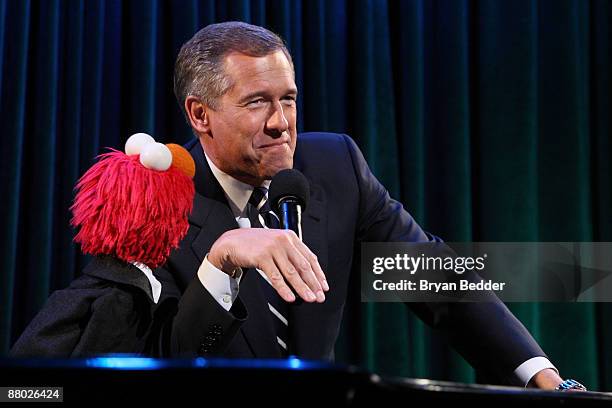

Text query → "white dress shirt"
[195,151,557,386]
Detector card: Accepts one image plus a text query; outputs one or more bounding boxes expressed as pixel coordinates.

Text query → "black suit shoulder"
[294,132,364,198]
[10,257,159,357]
[295,132,354,170]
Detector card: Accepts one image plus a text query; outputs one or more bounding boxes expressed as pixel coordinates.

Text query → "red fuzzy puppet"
[11,133,197,357]
[71,135,195,268]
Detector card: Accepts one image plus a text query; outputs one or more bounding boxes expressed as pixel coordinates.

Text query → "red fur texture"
[71,150,194,268]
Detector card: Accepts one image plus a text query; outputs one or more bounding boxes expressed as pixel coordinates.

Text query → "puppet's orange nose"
[166,143,196,178]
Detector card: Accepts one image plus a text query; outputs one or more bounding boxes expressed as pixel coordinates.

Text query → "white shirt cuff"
[197,255,241,311]
[514,356,558,387]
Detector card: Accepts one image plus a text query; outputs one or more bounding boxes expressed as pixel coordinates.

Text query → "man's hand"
[208,229,329,303]
[528,368,563,390]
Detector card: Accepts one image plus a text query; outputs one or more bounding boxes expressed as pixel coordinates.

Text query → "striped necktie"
[247,187,290,356]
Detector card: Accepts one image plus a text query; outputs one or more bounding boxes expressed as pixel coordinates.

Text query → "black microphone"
[269,169,310,240]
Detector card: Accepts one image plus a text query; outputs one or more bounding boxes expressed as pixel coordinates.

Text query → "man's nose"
[265,102,289,136]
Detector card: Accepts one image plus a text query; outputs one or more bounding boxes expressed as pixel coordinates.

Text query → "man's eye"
[248,99,265,106]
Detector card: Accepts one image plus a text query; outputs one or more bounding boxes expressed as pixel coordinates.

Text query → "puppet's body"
[10,135,194,357]
[11,256,176,357]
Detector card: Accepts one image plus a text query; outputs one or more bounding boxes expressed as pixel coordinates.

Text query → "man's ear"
[185,96,211,134]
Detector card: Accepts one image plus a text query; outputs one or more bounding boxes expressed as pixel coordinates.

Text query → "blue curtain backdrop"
[1,0,611,390]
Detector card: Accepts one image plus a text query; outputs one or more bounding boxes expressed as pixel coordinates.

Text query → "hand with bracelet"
[529,368,587,391]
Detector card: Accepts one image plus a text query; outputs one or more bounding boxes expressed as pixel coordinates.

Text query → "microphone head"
[269,169,310,212]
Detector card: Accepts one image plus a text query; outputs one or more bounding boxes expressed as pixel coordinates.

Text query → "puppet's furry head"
[70,147,195,269]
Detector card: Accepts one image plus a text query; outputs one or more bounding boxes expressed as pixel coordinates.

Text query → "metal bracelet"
[556,379,587,391]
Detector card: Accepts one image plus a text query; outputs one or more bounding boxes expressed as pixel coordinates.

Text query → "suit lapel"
[287,178,331,358]
[186,141,239,264]
[84,256,156,303]
[189,193,237,264]
[300,182,327,273]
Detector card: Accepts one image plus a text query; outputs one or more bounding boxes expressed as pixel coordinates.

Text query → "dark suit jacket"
[10,255,176,357]
[159,132,546,383]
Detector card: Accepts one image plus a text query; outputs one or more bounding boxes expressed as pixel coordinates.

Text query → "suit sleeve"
[154,264,248,357]
[342,134,547,384]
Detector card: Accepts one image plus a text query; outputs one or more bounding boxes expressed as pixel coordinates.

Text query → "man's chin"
[263,161,294,180]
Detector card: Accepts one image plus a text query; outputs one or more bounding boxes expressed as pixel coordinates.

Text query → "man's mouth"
[259,142,288,149]
[257,136,291,149]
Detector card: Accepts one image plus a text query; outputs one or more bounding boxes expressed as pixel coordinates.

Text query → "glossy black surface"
[1,357,610,405]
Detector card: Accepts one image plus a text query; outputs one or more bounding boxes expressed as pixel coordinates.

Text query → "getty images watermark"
[361,242,612,302]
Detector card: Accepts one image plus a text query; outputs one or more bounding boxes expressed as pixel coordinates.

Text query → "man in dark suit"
[161,21,574,390]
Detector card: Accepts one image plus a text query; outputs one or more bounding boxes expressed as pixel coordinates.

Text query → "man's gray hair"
[174,21,293,118]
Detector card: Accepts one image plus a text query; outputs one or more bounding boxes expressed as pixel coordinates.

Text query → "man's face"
[201,50,298,186]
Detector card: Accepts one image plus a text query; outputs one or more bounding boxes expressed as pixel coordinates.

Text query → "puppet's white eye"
[140,142,172,171]
[125,133,155,156]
